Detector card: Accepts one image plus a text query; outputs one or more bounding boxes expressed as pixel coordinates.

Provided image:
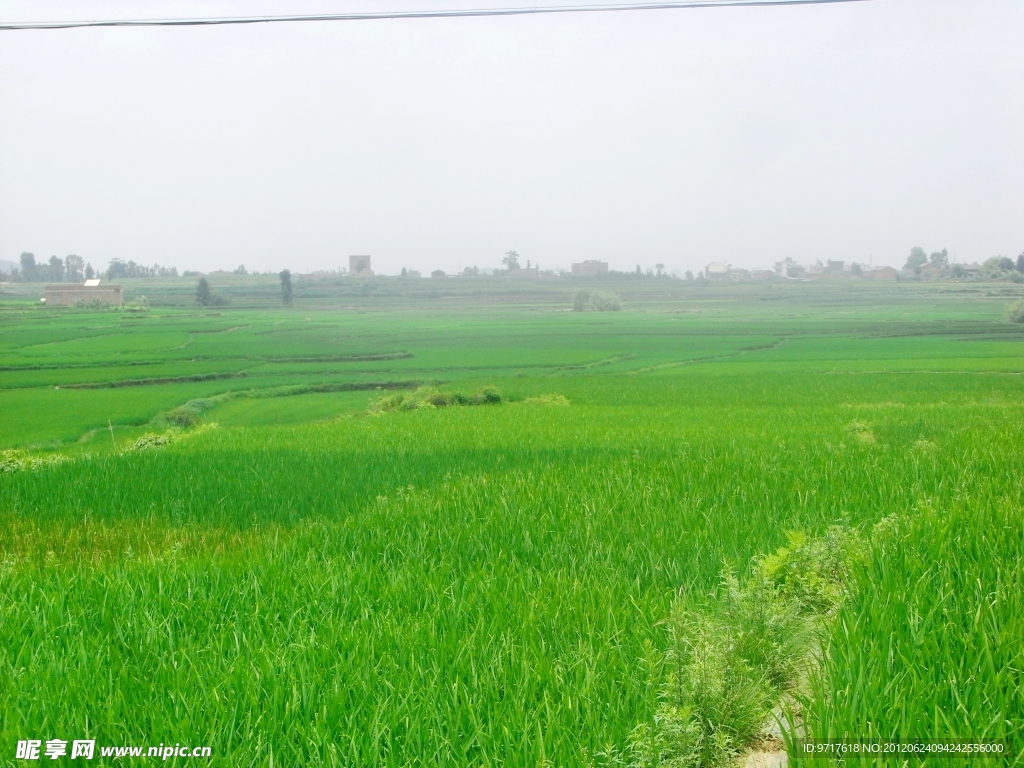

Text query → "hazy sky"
[1,0,1021,276]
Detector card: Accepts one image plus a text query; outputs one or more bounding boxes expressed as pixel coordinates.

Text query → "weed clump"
[619,526,868,768]
[521,393,571,406]
[123,296,150,312]
[130,432,173,451]
[71,297,116,310]
[844,420,876,445]
[369,386,502,414]
[0,450,67,474]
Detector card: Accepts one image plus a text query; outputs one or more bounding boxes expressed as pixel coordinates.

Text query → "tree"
[635,265,642,276]
[590,290,622,311]
[983,256,1015,274]
[850,262,863,276]
[196,277,211,306]
[65,255,84,283]
[572,289,590,312]
[20,252,36,281]
[655,263,665,276]
[502,251,520,270]
[48,255,65,282]
[905,247,927,272]
[685,270,694,280]
[929,249,949,269]
[279,269,293,307]
[1017,254,1024,273]
[234,264,247,275]
[84,263,95,280]
[401,267,407,277]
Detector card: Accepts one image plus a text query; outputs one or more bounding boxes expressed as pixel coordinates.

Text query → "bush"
[591,291,622,311]
[572,289,590,312]
[0,450,67,474]
[571,289,622,312]
[1008,300,1024,323]
[123,296,150,312]
[130,432,172,450]
[369,386,501,413]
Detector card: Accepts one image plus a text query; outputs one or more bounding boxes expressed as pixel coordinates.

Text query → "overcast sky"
[0,0,1021,276]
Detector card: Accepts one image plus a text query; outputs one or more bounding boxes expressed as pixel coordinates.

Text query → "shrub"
[72,297,114,310]
[130,432,172,450]
[1008,300,1024,323]
[123,296,150,312]
[369,386,501,413]
[591,291,622,311]
[572,289,590,312]
[0,450,67,473]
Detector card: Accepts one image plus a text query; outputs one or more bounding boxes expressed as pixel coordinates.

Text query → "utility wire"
[0,0,877,31]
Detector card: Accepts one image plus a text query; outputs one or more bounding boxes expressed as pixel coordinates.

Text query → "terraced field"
[1,278,1021,765]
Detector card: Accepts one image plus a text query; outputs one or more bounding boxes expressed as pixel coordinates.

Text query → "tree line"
[7,253,179,282]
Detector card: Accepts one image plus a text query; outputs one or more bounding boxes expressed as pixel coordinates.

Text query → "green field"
[1,278,1022,766]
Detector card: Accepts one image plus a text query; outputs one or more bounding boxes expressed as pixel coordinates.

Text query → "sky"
[0,0,1022,277]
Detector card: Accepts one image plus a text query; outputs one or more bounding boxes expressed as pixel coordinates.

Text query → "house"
[705,262,730,280]
[45,281,123,306]
[776,260,806,278]
[750,270,776,281]
[502,267,539,278]
[868,266,898,281]
[571,260,608,276]
[825,260,845,274]
[919,263,942,280]
[431,270,446,278]
[349,255,373,277]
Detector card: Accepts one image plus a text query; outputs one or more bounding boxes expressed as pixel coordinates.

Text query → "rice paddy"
[1,278,1021,765]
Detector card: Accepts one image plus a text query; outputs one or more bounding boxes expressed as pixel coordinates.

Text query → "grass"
[1,279,1022,765]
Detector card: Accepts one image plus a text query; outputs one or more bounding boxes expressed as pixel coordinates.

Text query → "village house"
[571,260,608,276]
[44,279,123,307]
[349,255,373,277]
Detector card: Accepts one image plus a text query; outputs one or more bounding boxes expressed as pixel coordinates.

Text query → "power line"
[0,0,878,31]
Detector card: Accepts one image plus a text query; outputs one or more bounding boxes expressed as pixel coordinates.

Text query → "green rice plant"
[797,502,1024,766]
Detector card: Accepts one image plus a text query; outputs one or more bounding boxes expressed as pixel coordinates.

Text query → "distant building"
[45,281,123,307]
[919,263,942,279]
[349,255,373,277]
[571,260,608,276]
[868,266,898,281]
[705,262,730,280]
[750,270,775,281]
[502,267,539,278]
[431,270,446,278]
[826,260,845,274]
[774,258,799,275]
